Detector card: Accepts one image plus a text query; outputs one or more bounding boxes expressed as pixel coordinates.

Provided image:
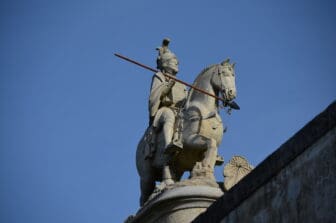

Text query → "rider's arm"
[160,79,175,100]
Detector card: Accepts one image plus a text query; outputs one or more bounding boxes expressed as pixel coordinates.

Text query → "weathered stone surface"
[136,39,238,205]
[127,185,223,223]
[193,101,336,223]
[223,156,253,191]
[219,127,336,223]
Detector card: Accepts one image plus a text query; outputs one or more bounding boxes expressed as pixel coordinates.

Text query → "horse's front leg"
[183,119,218,179]
[184,133,218,169]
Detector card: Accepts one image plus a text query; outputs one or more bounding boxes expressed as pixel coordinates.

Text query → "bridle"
[214,64,236,114]
[215,64,229,102]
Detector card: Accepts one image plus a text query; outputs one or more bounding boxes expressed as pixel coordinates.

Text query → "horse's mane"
[184,64,218,107]
[192,64,217,86]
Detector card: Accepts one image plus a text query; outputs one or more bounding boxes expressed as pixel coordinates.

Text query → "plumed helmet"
[156,38,179,74]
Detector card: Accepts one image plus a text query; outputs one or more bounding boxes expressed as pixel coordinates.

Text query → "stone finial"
[223,156,253,191]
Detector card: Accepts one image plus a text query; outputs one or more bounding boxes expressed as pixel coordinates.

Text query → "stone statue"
[147,38,188,189]
[136,39,237,206]
[223,156,253,191]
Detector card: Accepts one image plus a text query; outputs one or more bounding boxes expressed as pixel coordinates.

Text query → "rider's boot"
[164,125,183,155]
[162,121,182,155]
[164,141,182,155]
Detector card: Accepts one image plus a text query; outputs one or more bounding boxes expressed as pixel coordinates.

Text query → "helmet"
[156,38,179,74]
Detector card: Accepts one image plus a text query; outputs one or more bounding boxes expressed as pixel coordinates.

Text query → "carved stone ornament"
[223,156,253,191]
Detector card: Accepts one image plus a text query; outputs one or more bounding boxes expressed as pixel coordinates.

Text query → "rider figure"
[149,38,187,151]
[148,38,187,184]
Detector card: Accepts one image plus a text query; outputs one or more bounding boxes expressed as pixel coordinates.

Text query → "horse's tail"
[136,127,153,174]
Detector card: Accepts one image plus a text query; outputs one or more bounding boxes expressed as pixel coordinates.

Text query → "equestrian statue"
[115,38,239,206]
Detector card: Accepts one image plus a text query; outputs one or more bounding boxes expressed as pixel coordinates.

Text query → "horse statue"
[136,59,237,206]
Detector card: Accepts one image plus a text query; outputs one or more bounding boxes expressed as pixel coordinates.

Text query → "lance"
[114,53,240,110]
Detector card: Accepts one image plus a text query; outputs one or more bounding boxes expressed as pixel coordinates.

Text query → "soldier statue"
[148,38,187,186]
[122,38,239,205]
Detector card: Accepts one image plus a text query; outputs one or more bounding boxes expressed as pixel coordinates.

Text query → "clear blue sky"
[1,0,335,222]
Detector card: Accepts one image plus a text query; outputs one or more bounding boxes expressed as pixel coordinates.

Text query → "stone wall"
[193,101,336,223]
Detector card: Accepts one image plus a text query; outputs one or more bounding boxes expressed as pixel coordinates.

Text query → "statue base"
[125,185,223,223]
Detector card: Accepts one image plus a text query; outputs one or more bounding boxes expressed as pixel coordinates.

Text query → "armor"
[148,39,187,154]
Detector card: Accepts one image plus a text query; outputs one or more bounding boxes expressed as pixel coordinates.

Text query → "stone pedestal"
[127,185,223,223]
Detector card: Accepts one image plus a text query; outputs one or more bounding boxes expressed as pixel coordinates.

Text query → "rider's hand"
[160,79,175,99]
[167,79,175,88]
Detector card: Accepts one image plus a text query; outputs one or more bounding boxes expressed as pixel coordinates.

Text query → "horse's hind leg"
[140,176,155,206]
[162,164,175,185]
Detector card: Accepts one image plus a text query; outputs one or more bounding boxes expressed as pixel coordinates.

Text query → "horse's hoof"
[215,155,224,165]
[163,179,175,186]
[155,179,174,191]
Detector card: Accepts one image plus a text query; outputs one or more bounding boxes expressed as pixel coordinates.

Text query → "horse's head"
[211,58,237,103]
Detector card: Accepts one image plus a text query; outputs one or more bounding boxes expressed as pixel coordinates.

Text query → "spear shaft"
[114,53,226,102]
